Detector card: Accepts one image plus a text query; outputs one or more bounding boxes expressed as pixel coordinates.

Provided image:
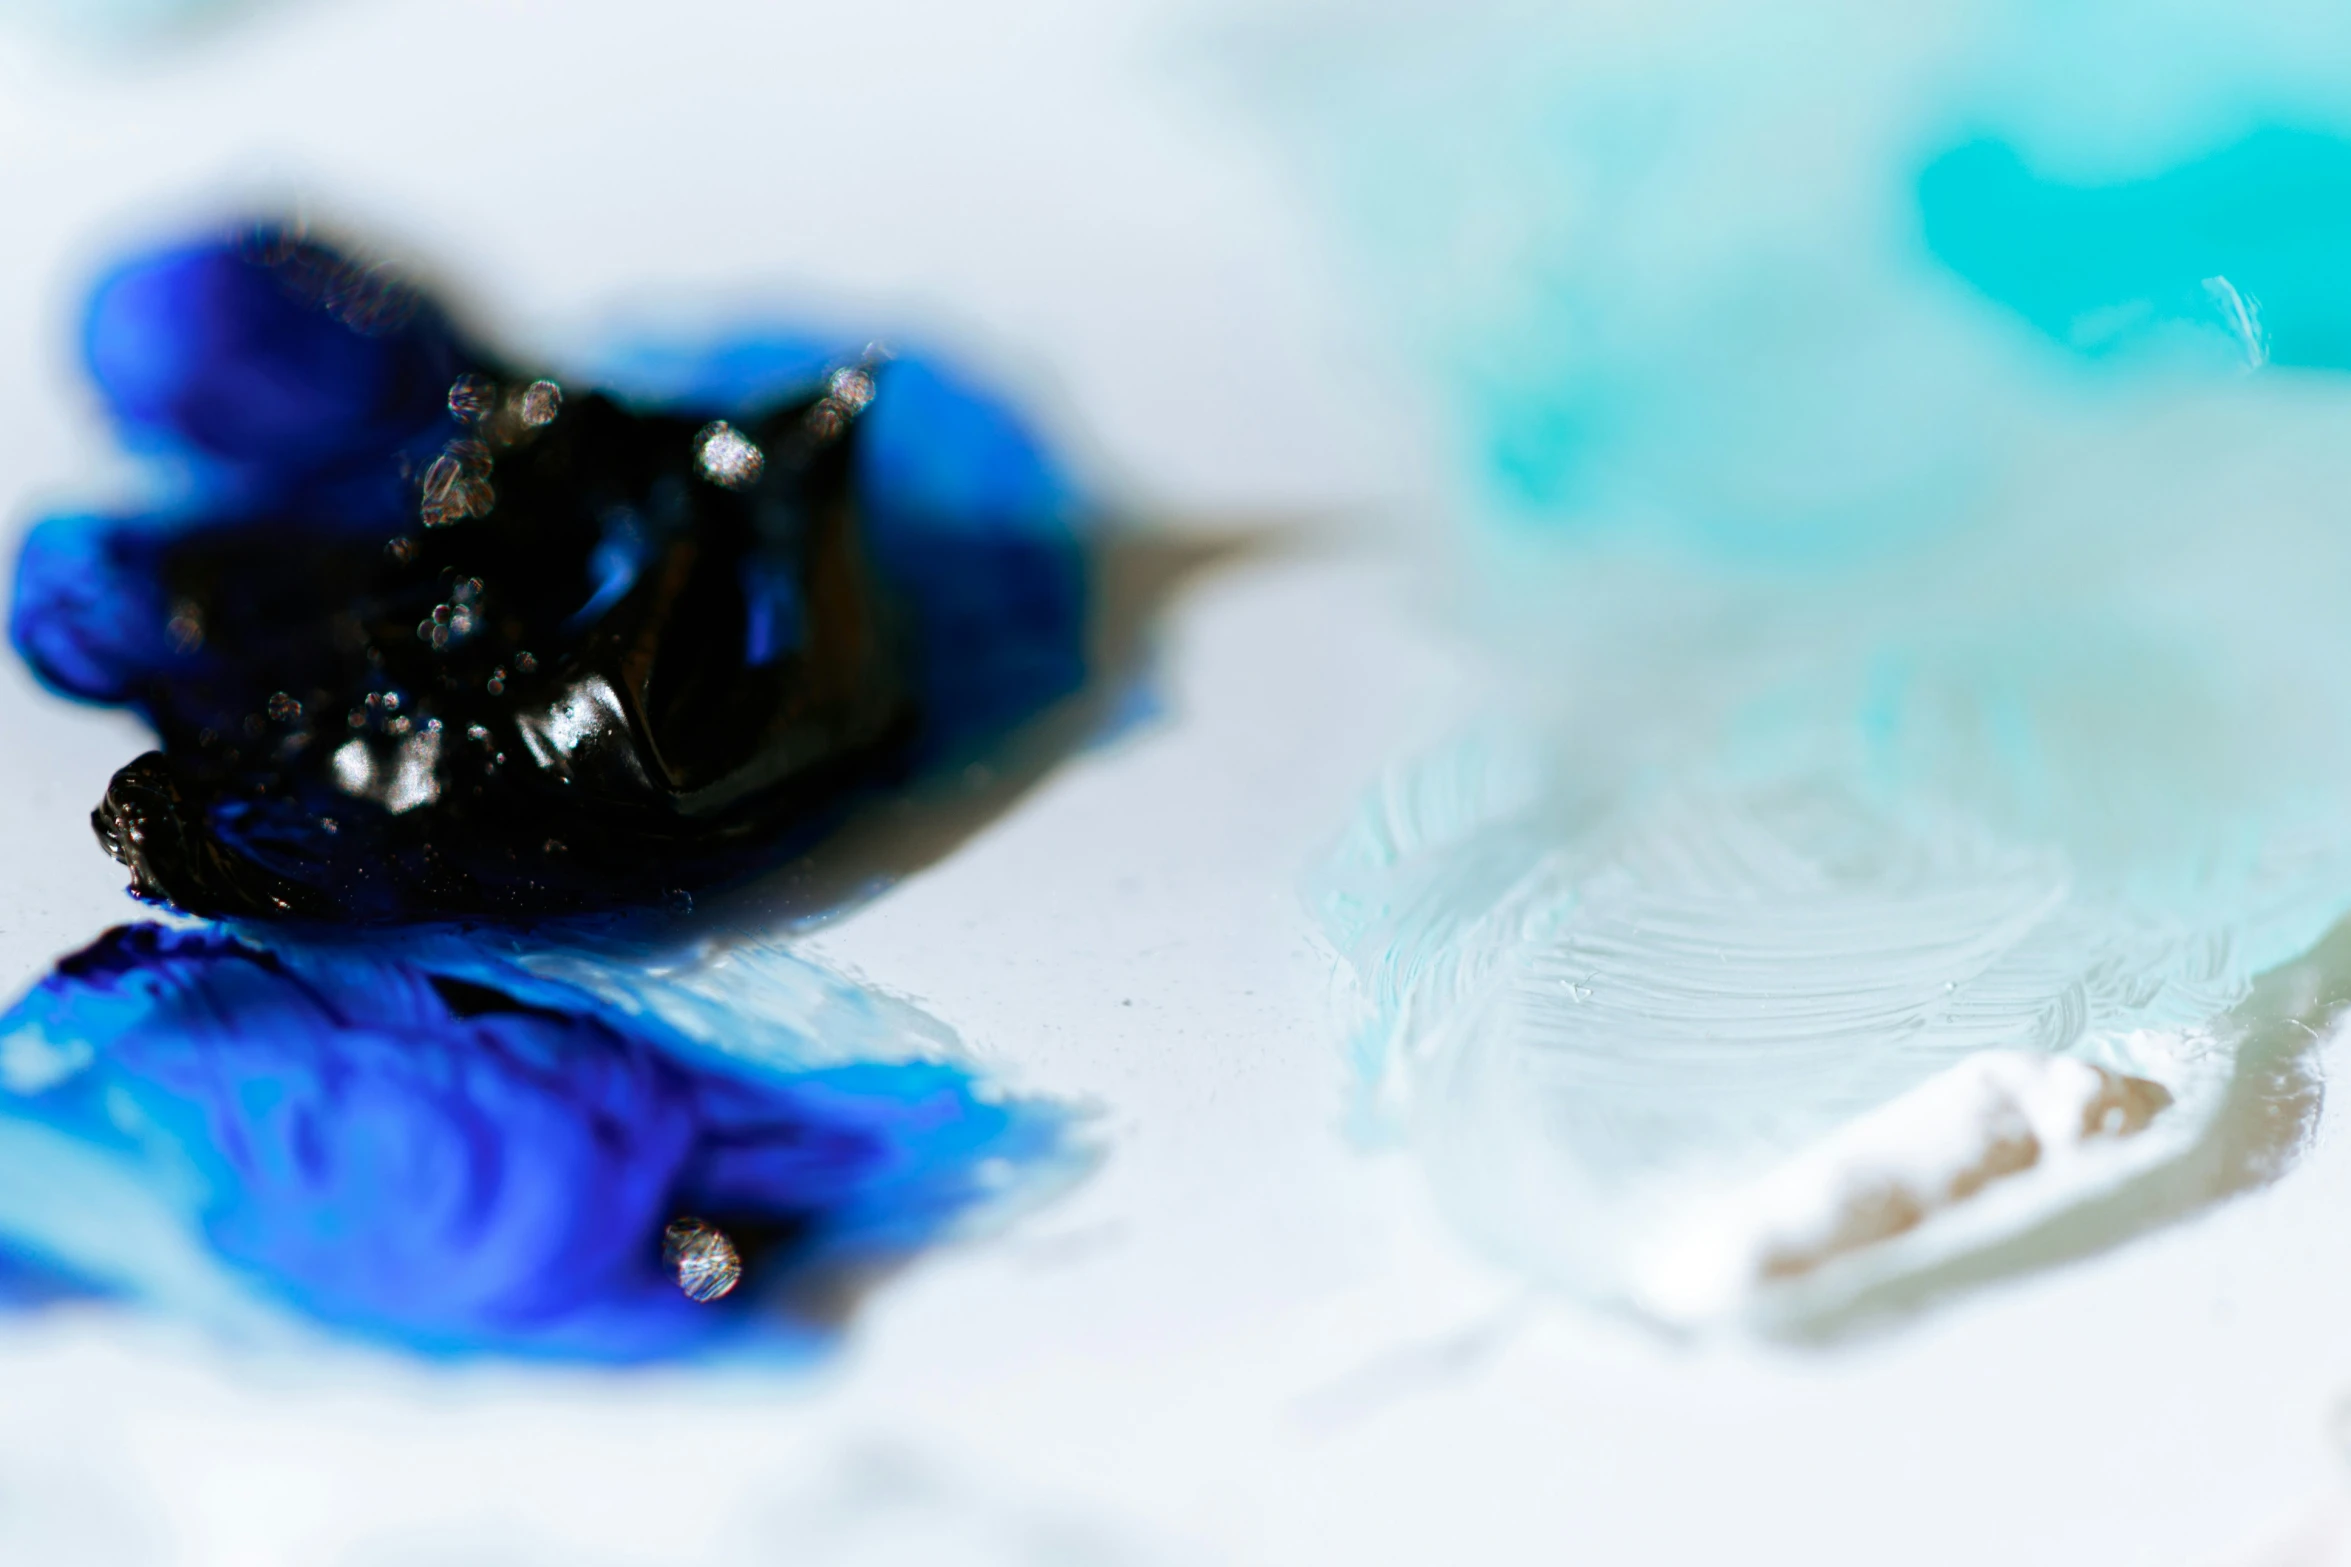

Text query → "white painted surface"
[0,3,2339,1563]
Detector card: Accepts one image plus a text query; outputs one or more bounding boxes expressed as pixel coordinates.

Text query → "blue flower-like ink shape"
[85,227,470,492]
[0,924,1070,1360]
[9,223,1089,921]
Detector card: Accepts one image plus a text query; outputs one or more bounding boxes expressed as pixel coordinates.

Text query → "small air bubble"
[827,365,876,412]
[803,403,846,442]
[446,373,496,423]
[661,1218,742,1303]
[694,421,765,489]
[419,439,494,526]
[517,379,562,427]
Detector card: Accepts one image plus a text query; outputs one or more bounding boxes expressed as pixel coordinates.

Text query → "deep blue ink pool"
[0,923,1070,1360]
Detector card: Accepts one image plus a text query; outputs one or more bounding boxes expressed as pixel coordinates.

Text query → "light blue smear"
[0,0,266,47]
[1247,0,2351,1327]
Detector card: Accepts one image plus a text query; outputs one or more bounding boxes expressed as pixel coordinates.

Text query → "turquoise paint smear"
[1920,126,2351,368]
[1244,0,2351,1328]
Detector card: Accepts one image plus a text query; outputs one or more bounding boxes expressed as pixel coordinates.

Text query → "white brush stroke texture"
[1265,0,2351,1328]
[1309,388,2351,1324]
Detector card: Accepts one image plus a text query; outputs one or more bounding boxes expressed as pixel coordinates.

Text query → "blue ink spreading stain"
[0,924,1070,1360]
[1919,126,2351,368]
[9,224,1090,922]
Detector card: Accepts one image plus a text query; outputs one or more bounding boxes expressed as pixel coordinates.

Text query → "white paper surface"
[0,3,2344,1563]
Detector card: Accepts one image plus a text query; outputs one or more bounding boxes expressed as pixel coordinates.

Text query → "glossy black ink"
[13,226,1089,921]
[91,371,910,919]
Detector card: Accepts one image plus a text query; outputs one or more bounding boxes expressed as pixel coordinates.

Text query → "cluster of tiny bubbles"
[347,688,405,731]
[464,721,505,768]
[693,420,765,490]
[419,374,563,527]
[417,574,483,651]
[243,691,312,743]
[661,1217,743,1303]
[479,653,535,698]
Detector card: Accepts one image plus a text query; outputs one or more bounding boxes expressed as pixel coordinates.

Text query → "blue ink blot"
[85,228,470,498]
[10,223,1089,922]
[0,923,1068,1360]
[1919,126,2351,368]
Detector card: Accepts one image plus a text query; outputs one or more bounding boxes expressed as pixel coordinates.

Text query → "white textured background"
[0,3,2343,1563]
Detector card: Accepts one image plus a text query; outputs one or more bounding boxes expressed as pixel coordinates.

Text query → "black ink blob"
[13,225,1089,921]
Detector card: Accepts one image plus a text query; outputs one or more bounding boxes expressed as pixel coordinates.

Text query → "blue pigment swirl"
[0,923,1068,1360]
